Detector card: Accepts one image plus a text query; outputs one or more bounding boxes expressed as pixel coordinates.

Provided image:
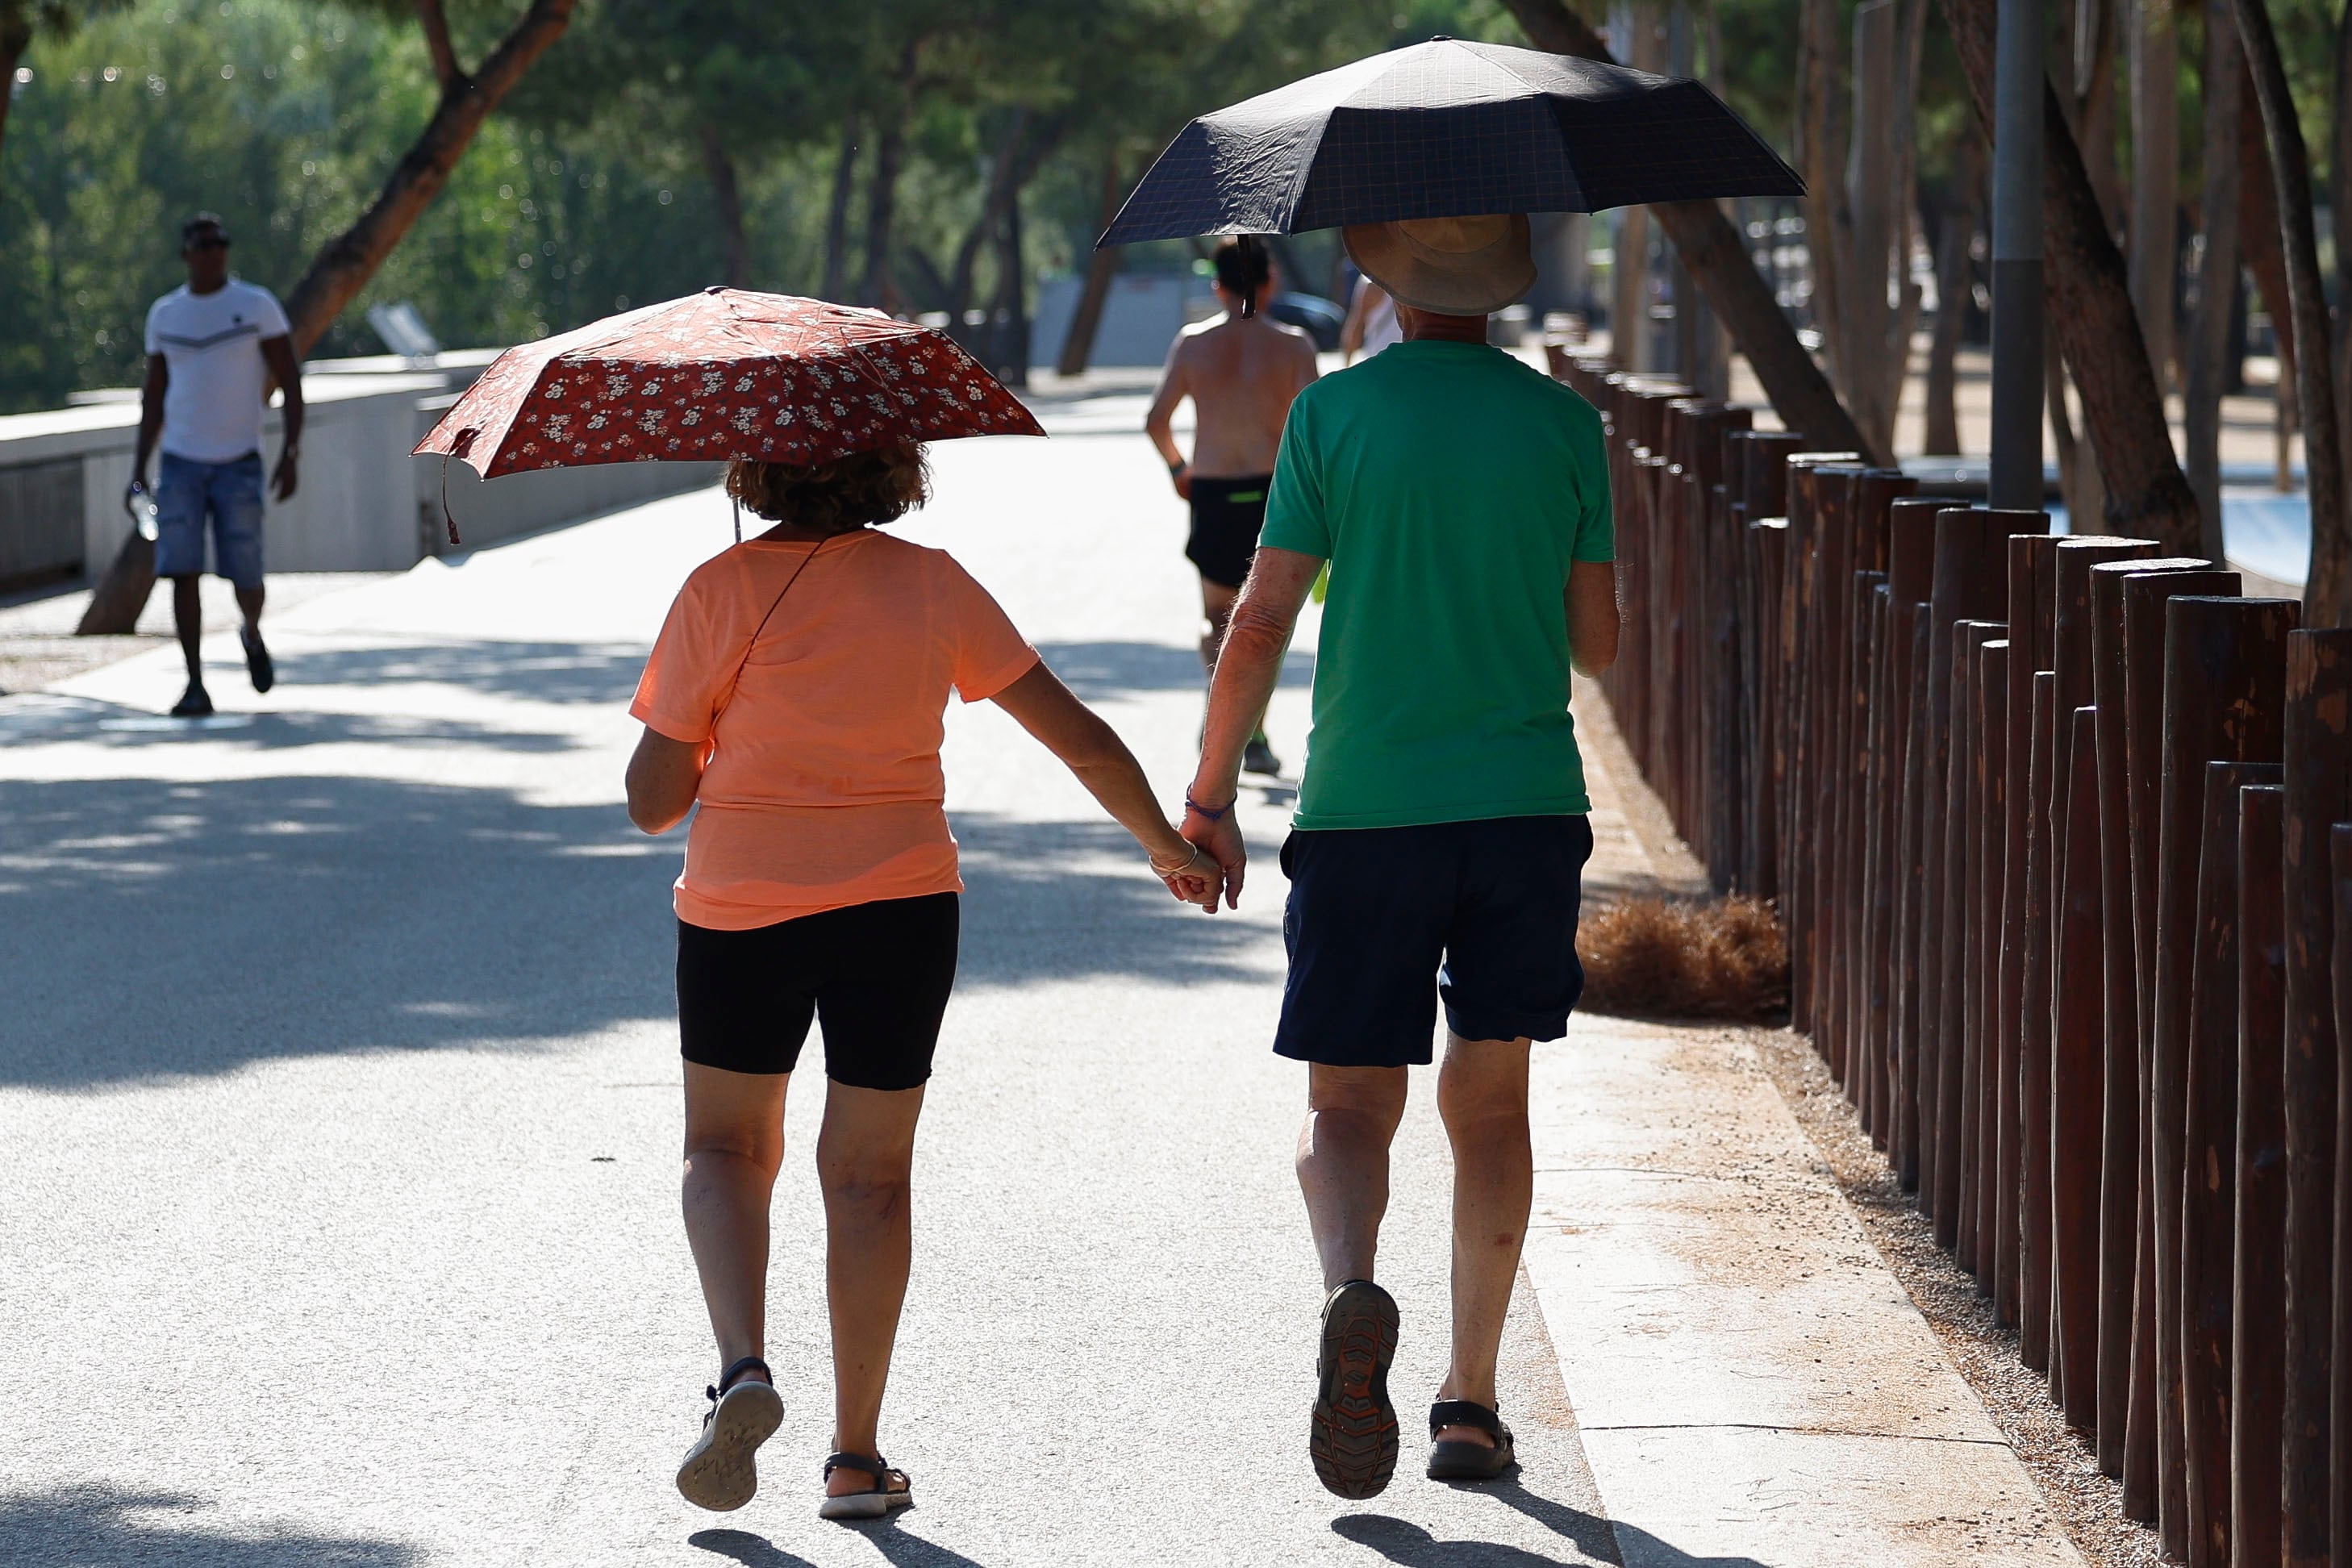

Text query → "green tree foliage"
[0,0,1591,413]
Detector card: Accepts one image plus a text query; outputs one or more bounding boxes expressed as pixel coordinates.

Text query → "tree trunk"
[1055,152,1125,378]
[1925,133,1984,455]
[0,23,30,162]
[280,0,578,355]
[1842,0,1898,454]
[698,125,749,290]
[2237,77,2295,411]
[948,111,1044,327]
[2185,8,2245,558]
[2331,6,2352,499]
[1938,0,2202,552]
[1613,204,1651,368]
[860,43,918,315]
[994,192,1030,387]
[2128,0,2180,392]
[821,115,858,302]
[1503,0,1879,458]
[2074,0,2126,227]
[2233,0,2350,623]
[1798,0,1849,384]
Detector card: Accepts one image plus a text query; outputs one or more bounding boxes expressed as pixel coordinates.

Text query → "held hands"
[1149,835,1221,912]
[1179,804,1246,911]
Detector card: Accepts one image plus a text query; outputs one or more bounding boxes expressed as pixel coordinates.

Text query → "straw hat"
[1342,214,1535,317]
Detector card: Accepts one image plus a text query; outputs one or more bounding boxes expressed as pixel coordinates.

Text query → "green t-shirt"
[1259,340,1614,830]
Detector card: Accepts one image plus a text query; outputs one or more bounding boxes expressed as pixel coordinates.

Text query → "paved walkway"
[1,419,2075,1566]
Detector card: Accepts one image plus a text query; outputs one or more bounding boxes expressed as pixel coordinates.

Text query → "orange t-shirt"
[629,529,1039,930]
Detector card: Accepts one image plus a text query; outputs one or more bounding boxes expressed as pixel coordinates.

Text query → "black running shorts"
[1274,816,1594,1067]
[1186,473,1274,590]
[676,893,958,1090]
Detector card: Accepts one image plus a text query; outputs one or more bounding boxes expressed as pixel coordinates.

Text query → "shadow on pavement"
[689,1517,986,1568]
[0,1485,415,1566]
[0,769,1270,1086]
[272,640,649,706]
[1032,639,1314,701]
[1337,1483,1773,1566]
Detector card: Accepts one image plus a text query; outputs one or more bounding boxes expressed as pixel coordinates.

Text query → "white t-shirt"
[144,278,293,463]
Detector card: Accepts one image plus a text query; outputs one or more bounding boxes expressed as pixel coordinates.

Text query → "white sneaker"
[676,1364,783,1512]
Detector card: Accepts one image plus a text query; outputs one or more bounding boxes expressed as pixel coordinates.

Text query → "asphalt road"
[0,419,1620,1566]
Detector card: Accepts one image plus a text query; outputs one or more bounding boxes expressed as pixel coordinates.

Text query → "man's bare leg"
[1434,1032,1534,1447]
[1298,1064,1409,1287]
[171,574,205,682]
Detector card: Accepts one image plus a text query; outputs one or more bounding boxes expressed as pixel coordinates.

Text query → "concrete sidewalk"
[0,426,2079,1566]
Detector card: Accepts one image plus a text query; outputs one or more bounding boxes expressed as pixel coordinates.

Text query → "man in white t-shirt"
[131,212,304,717]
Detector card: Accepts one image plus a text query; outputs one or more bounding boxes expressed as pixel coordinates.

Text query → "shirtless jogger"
[1145,236,1317,777]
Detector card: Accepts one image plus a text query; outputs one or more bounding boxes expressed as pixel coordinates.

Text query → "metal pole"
[1988,0,2045,509]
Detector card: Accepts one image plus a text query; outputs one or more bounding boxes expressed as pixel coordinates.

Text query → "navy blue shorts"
[1274,815,1594,1068]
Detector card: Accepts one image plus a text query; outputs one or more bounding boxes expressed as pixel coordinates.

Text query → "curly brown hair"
[724,443,931,536]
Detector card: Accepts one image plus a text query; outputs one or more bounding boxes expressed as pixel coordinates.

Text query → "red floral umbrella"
[414,288,1045,482]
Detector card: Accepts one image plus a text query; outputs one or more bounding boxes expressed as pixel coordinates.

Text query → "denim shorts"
[1274,815,1594,1068]
[154,452,265,589]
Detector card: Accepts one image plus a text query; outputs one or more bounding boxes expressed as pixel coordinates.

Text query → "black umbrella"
[1098,37,1802,247]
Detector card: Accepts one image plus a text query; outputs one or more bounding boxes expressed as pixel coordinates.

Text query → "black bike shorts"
[1186,474,1273,590]
[675,893,958,1090]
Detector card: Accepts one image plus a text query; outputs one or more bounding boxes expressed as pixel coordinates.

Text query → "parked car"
[1265,290,1345,352]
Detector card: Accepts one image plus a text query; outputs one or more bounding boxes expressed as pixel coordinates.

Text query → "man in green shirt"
[1181,214,1620,1501]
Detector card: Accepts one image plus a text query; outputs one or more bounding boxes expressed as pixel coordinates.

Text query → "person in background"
[628,446,1216,1520]
[129,212,303,719]
[1144,236,1318,778]
[1180,214,1618,1500]
[1339,273,1401,364]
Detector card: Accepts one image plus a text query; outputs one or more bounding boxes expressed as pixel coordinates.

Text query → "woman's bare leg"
[682,1062,790,1376]
[817,1080,927,1494]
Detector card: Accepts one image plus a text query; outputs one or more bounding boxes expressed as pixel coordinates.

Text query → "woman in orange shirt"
[627,444,1216,1520]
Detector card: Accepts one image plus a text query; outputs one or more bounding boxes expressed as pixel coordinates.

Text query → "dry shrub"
[1577,895,1789,1021]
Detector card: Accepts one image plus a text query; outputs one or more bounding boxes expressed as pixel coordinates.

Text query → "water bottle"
[125,478,159,541]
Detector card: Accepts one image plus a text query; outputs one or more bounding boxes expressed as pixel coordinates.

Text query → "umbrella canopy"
[414,288,1044,481]
[1098,37,1802,247]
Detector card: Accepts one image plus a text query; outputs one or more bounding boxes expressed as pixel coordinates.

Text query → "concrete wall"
[0,356,716,582]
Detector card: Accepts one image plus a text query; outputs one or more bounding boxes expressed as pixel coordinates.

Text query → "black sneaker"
[169,681,214,718]
[240,625,274,694]
[1243,736,1282,776]
[1311,1278,1399,1499]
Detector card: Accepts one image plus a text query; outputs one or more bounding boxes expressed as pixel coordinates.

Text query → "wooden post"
[2142,594,2299,1549]
[2097,562,2237,1474]
[1882,497,1944,1187]
[2047,535,2159,1404]
[1749,519,1791,907]
[2282,628,2352,1564]
[1920,509,2014,1236]
[2183,760,2284,1568]
[2023,670,2059,1364]
[1975,637,2012,1295]
[2054,704,2137,1428]
[1951,619,2006,1275]
[2336,822,2352,1563]
[1861,582,1900,1146]
[2234,782,2290,1567]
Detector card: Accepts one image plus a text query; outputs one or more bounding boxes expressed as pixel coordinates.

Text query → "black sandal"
[818,1449,913,1521]
[1426,1398,1518,1481]
[675,1356,782,1512]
